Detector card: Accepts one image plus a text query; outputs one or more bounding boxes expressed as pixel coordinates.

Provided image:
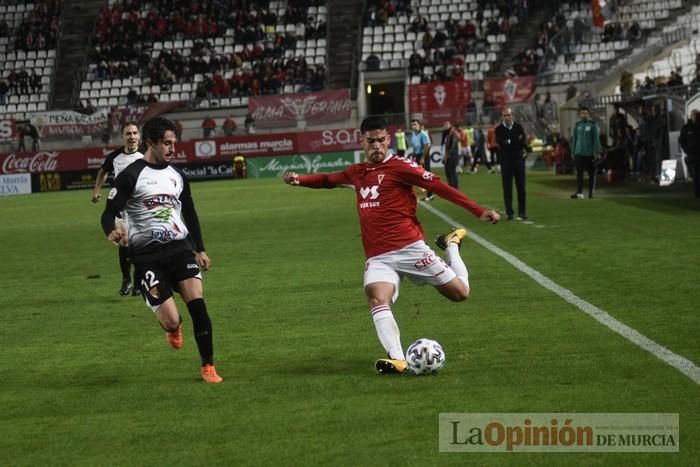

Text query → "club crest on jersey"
[107,188,117,200]
[378,174,385,184]
[143,194,177,209]
[422,171,435,181]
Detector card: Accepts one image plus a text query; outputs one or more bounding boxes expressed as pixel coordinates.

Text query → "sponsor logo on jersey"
[187,263,199,269]
[359,185,379,200]
[107,187,117,199]
[153,208,173,221]
[414,252,438,270]
[150,227,178,241]
[143,194,177,209]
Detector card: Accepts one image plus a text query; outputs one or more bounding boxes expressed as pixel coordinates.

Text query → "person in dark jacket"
[679,110,700,197]
[495,108,528,220]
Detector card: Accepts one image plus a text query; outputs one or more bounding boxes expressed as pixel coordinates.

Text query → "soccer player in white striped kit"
[101,117,222,383]
[284,116,499,374]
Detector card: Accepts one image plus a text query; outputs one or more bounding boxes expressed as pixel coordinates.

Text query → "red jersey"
[297,154,486,258]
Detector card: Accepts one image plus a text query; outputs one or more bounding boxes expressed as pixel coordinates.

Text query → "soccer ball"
[405,338,445,375]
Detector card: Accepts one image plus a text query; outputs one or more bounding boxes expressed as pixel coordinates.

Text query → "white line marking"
[420,201,700,385]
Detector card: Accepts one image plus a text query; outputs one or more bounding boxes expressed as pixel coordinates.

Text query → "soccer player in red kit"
[283,116,500,374]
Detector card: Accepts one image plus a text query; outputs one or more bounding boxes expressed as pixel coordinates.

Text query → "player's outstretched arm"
[480,210,500,224]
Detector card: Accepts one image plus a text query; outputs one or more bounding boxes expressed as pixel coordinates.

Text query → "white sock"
[446,243,470,289]
[370,305,404,360]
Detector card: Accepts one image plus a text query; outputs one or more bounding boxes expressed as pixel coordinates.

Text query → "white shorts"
[363,240,456,303]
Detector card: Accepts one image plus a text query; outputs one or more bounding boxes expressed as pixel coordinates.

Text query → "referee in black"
[495,108,528,220]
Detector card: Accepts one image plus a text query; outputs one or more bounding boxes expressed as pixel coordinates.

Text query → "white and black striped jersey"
[101,147,145,178]
[101,159,205,262]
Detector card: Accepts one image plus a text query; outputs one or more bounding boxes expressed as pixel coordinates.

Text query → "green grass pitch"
[0,169,698,466]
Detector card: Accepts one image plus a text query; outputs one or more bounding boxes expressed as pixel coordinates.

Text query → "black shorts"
[135,250,201,311]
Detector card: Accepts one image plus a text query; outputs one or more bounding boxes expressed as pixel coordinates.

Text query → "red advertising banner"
[0,118,17,141]
[111,102,183,129]
[248,89,352,128]
[192,132,298,160]
[296,128,363,153]
[483,76,537,105]
[408,79,473,128]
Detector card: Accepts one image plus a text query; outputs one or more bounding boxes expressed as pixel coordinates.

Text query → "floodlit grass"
[0,169,698,466]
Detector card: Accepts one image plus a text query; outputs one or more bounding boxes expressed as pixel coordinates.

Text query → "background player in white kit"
[91,122,144,296]
[284,116,500,374]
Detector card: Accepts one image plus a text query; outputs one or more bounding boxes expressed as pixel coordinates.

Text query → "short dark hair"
[360,116,387,133]
[579,106,590,112]
[121,121,139,133]
[142,117,177,146]
[410,118,421,126]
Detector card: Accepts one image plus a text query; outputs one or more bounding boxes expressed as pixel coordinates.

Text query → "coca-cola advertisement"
[408,79,473,128]
[249,89,352,128]
[0,151,63,174]
[30,109,111,138]
[483,76,537,105]
[0,118,17,142]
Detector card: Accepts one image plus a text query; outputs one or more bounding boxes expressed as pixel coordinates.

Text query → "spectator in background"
[222,116,237,136]
[233,152,247,179]
[409,119,433,200]
[679,110,700,197]
[0,79,8,105]
[174,120,183,142]
[443,122,460,189]
[28,123,40,151]
[126,88,139,105]
[650,104,668,183]
[609,105,627,135]
[17,125,26,152]
[541,92,557,124]
[201,116,216,137]
[17,69,29,95]
[244,113,255,134]
[394,127,407,156]
[101,124,112,147]
[30,70,41,94]
[620,70,634,95]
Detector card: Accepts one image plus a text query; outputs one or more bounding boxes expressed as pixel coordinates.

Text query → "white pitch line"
[420,201,700,385]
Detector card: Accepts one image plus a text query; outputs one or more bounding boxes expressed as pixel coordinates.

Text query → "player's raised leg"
[366,282,408,374]
[435,228,470,301]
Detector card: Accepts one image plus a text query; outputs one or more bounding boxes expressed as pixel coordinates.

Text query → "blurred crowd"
[87,0,327,100]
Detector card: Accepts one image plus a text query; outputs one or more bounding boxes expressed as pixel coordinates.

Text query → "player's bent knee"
[367,296,391,308]
[451,286,470,302]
